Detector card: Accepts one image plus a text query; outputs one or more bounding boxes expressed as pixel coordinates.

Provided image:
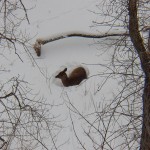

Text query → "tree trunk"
[148,30,150,52]
[141,78,150,150]
[128,0,150,149]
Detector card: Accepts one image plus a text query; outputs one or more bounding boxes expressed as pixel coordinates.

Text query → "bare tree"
[0,1,62,149]
[0,0,33,61]
[128,0,150,149]
[0,77,61,150]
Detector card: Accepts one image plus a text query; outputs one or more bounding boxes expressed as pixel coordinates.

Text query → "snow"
[1,0,133,149]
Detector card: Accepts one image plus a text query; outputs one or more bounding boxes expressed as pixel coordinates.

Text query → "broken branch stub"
[33,39,43,56]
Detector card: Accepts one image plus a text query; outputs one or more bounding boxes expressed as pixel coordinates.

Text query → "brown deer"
[55,67,87,87]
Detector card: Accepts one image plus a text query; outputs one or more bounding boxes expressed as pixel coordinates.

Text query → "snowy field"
[1,0,134,149]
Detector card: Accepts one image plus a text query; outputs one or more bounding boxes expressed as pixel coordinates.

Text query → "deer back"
[69,67,87,80]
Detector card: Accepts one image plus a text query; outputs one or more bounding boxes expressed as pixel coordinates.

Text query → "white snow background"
[1,0,129,149]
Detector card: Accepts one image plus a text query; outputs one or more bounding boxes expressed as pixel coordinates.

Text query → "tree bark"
[128,0,150,149]
[148,30,150,52]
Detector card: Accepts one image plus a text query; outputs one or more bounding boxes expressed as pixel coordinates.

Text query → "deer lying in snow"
[55,67,87,87]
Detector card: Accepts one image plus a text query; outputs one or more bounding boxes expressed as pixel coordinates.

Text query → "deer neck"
[61,74,70,87]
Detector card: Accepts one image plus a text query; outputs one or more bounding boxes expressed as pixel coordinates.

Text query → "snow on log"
[33,31,129,56]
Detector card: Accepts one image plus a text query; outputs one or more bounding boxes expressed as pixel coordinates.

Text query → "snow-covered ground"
[1,0,127,149]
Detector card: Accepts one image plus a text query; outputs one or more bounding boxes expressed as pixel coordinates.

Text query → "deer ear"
[63,68,67,72]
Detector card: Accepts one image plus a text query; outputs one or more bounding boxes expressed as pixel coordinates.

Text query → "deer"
[55,67,87,87]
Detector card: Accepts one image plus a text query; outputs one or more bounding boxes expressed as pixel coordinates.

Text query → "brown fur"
[55,67,87,87]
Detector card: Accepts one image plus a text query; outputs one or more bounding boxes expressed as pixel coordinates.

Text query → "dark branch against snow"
[33,31,129,56]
